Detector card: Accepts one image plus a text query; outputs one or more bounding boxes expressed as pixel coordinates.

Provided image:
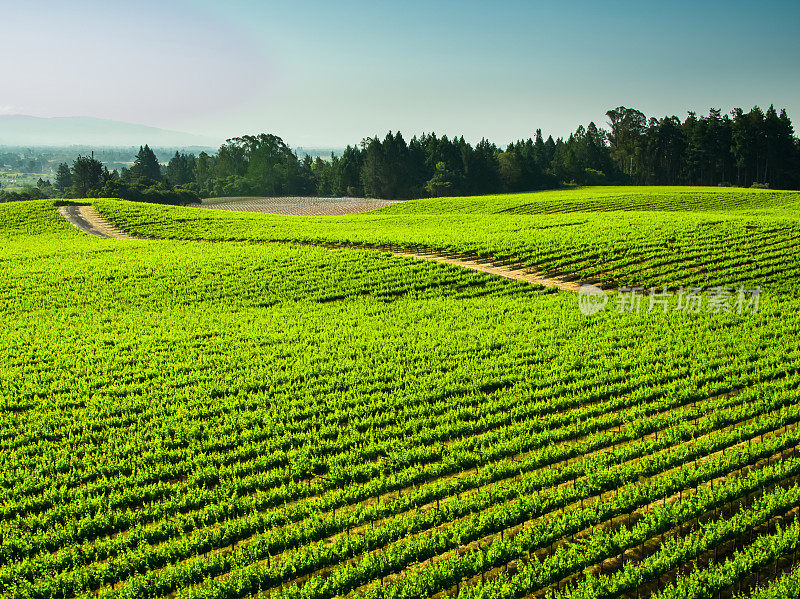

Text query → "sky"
[2,0,799,147]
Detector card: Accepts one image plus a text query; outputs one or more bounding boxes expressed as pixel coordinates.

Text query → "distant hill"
[295,147,346,159]
[0,115,221,148]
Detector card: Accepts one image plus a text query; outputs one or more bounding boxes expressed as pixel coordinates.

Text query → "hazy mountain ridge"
[0,115,221,148]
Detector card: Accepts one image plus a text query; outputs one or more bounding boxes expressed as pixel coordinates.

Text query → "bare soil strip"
[389,248,583,291]
[57,206,582,291]
[192,196,402,216]
[58,205,138,240]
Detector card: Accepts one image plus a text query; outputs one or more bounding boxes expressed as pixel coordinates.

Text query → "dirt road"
[58,205,138,239]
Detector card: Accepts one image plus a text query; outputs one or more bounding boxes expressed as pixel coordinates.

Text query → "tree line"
[3,104,797,204]
[606,105,797,188]
[187,105,797,198]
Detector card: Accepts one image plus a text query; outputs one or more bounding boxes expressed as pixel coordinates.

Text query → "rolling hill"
[0,115,220,148]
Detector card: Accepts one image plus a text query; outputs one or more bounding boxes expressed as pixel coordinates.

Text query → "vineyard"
[2,187,800,599]
[93,186,800,294]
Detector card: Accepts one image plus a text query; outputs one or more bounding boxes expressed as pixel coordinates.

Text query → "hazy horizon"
[2,0,799,148]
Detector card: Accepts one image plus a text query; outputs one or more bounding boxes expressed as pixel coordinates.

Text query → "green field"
[94,186,800,293]
[2,187,800,599]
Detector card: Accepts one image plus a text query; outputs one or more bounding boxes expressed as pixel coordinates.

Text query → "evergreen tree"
[468,138,501,194]
[131,145,161,182]
[166,151,196,186]
[312,157,331,196]
[55,163,72,191]
[776,109,798,189]
[534,129,547,169]
[71,154,105,198]
[407,136,428,197]
[498,146,524,191]
[645,116,686,185]
[425,162,462,196]
[379,131,412,199]
[360,137,384,198]
[338,145,363,197]
[544,136,557,166]
[299,154,316,196]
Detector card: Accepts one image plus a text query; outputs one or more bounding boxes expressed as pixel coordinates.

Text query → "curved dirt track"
[59,205,138,240]
[57,205,580,292]
[389,248,582,291]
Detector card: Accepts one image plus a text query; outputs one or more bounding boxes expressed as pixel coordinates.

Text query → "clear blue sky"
[2,0,798,147]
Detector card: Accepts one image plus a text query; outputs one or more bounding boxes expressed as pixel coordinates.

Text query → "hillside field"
[2,186,800,599]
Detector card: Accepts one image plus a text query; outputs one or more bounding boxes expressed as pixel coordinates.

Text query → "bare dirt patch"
[58,205,138,239]
[389,248,583,292]
[192,196,402,216]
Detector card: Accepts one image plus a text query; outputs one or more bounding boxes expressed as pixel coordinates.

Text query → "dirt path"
[58,205,138,240]
[57,205,580,291]
[389,248,582,291]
